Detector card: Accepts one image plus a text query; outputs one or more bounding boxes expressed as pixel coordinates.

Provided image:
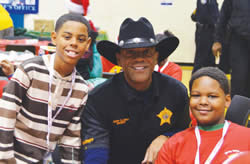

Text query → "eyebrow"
[63,31,88,37]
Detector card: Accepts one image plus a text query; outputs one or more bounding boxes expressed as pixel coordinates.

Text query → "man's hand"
[212,42,222,57]
[0,60,14,77]
[141,135,169,164]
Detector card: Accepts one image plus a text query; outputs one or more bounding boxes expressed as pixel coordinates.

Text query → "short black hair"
[55,13,91,35]
[189,67,230,95]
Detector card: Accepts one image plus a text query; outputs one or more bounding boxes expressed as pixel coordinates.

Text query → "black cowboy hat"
[97,17,179,65]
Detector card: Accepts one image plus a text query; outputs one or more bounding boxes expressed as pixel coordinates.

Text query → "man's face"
[116,47,158,91]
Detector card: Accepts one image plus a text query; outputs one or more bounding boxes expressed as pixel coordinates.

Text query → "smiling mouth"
[197,109,212,114]
[133,66,147,70]
[65,50,79,58]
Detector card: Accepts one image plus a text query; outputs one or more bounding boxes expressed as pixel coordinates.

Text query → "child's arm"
[57,105,84,163]
[0,66,29,162]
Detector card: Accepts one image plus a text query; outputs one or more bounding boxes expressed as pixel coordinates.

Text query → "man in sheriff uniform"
[191,0,219,73]
[81,17,190,164]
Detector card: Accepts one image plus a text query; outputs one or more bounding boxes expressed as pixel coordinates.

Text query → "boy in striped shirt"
[0,13,91,163]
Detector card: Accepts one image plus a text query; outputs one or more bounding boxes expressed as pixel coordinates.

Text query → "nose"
[70,37,78,47]
[199,96,209,105]
[132,56,146,64]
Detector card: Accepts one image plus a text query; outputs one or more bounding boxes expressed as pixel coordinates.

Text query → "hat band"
[118,37,156,46]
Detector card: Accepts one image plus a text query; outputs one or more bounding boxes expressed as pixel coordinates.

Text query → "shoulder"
[168,62,182,69]
[87,75,119,104]
[170,128,194,141]
[21,56,44,66]
[89,77,114,95]
[154,72,187,93]
[164,128,195,149]
[156,129,194,164]
[15,56,47,79]
[19,56,46,72]
[75,71,89,91]
[229,122,250,133]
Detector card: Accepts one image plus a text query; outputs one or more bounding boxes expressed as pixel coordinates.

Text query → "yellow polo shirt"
[0,4,13,30]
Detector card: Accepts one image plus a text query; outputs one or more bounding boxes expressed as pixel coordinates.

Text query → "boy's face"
[189,76,231,126]
[51,21,91,67]
[116,47,158,91]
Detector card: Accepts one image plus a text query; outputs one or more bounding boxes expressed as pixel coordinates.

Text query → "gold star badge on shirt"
[157,107,173,126]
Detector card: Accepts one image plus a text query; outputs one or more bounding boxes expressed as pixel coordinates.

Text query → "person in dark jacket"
[191,0,219,73]
[212,0,250,98]
[81,17,190,164]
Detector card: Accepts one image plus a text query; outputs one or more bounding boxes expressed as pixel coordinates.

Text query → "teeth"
[67,51,78,57]
[69,51,76,55]
[135,67,144,70]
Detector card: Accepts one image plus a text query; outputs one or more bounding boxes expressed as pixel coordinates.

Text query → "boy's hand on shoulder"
[141,135,169,164]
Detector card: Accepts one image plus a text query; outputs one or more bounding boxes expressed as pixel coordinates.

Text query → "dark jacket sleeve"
[214,0,232,43]
[175,88,190,131]
[81,95,109,164]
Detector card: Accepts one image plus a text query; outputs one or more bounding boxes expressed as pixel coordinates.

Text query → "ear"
[116,52,121,66]
[51,31,57,46]
[154,51,159,65]
[225,94,231,109]
[85,37,92,50]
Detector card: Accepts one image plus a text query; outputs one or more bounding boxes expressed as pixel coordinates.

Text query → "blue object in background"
[160,0,173,6]
[9,13,24,28]
[0,0,39,14]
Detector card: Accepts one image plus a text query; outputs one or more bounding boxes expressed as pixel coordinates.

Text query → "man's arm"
[212,0,232,56]
[81,96,109,164]
[0,66,29,163]
[141,135,169,164]
[154,138,174,164]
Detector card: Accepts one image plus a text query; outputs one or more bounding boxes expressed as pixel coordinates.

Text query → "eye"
[147,50,156,57]
[64,35,71,40]
[78,37,87,42]
[208,95,218,98]
[123,50,134,58]
[190,94,200,98]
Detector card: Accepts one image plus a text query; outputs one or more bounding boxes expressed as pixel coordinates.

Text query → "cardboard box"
[34,19,54,32]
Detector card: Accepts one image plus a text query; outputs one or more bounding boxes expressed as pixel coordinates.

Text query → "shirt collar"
[198,122,225,131]
[116,72,160,102]
[43,54,74,81]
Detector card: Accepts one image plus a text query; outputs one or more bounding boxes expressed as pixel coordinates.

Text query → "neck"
[127,79,152,91]
[124,74,152,91]
[53,55,75,77]
[198,122,225,131]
